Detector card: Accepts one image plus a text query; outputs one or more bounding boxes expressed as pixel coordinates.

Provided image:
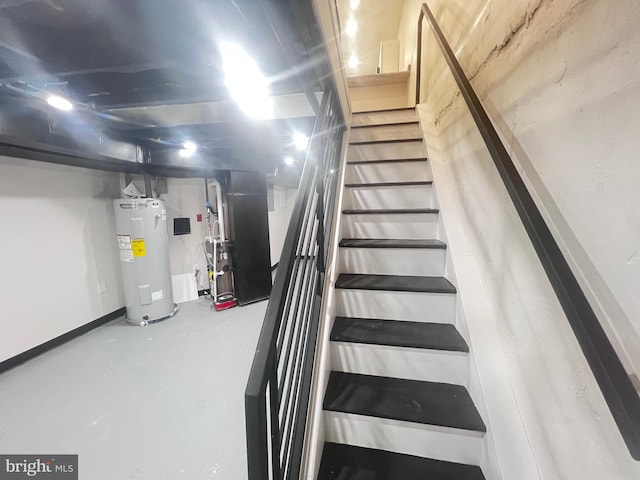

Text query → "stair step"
[348,141,427,162]
[331,317,468,352]
[346,157,427,165]
[317,442,486,480]
[342,208,439,215]
[346,160,431,185]
[350,123,423,143]
[324,372,486,432]
[338,239,446,275]
[338,242,445,276]
[353,107,416,114]
[351,120,419,129]
[336,274,456,294]
[342,212,439,241]
[335,288,455,324]
[339,238,446,249]
[344,181,432,187]
[331,337,468,385]
[343,182,435,211]
[350,138,423,145]
[352,110,418,127]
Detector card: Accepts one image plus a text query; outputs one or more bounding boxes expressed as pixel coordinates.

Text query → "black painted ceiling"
[0,0,325,183]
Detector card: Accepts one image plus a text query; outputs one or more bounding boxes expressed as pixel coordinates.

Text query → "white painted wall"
[392,0,640,476]
[335,0,405,76]
[0,156,125,363]
[399,0,640,375]
[159,178,209,288]
[0,164,291,361]
[268,186,297,264]
[420,99,640,479]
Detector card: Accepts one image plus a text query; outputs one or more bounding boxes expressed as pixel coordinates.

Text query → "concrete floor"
[0,298,266,479]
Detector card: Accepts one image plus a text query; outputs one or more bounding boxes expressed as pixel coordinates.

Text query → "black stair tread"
[353,107,417,114]
[335,274,456,294]
[339,238,446,249]
[324,372,486,432]
[318,442,486,480]
[331,317,469,352]
[347,157,428,165]
[342,208,439,215]
[351,120,420,129]
[344,181,433,187]
[350,138,423,145]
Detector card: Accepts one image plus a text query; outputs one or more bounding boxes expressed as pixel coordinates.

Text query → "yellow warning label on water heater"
[131,239,146,257]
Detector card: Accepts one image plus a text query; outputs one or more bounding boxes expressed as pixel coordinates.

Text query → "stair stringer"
[417,106,542,480]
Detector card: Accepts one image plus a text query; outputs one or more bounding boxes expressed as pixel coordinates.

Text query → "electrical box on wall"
[173,217,191,235]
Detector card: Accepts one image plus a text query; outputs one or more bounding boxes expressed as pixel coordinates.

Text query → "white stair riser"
[331,342,468,386]
[343,185,435,210]
[338,248,446,276]
[342,213,439,240]
[352,111,418,126]
[348,142,427,161]
[350,124,422,143]
[345,162,432,184]
[335,289,456,323]
[324,412,484,466]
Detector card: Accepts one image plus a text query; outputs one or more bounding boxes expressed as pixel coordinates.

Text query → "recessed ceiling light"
[179,141,198,158]
[182,141,197,152]
[350,0,360,9]
[292,132,309,151]
[348,54,359,69]
[220,42,272,119]
[46,95,73,111]
[284,156,294,166]
[346,18,357,38]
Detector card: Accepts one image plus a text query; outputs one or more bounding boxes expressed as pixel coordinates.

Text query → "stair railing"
[245,84,344,480]
[415,2,640,460]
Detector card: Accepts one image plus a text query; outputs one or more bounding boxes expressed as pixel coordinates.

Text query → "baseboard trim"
[0,307,126,375]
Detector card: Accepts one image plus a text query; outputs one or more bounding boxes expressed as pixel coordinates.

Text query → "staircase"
[316,107,488,479]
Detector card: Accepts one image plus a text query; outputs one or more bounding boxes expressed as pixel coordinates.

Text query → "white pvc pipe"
[209,179,226,242]
[212,237,218,302]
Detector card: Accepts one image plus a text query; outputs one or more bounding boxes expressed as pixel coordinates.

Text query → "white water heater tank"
[114,198,177,325]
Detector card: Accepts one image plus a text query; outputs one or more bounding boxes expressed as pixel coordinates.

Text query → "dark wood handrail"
[416,2,640,460]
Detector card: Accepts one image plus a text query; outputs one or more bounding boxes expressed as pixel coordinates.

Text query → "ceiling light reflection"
[292,132,309,151]
[46,95,73,111]
[179,141,198,158]
[346,18,357,38]
[220,42,272,119]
